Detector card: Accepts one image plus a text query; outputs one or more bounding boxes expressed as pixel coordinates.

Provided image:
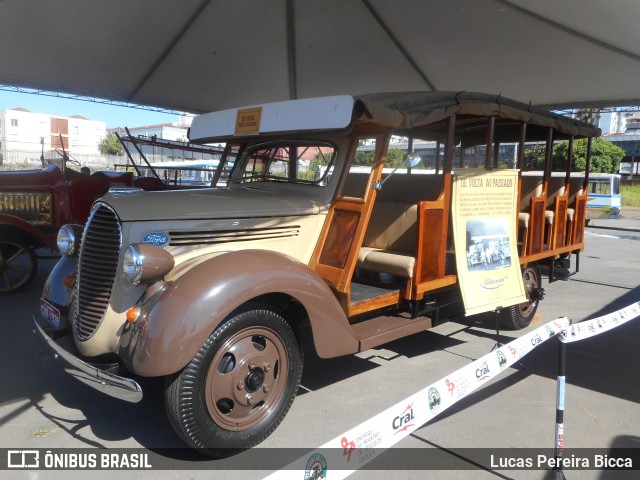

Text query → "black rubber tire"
[164,303,303,457]
[0,237,38,294]
[499,264,542,330]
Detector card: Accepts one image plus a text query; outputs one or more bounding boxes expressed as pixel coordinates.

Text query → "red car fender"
[118,250,358,377]
[0,214,52,247]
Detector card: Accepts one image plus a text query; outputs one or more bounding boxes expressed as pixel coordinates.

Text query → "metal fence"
[0,148,119,170]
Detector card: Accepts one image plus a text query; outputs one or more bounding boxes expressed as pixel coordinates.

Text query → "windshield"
[235,141,336,185]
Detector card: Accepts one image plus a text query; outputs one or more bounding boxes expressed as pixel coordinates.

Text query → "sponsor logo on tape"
[263,317,570,480]
[497,351,507,369]
[559,302,640,343]
[304,453,327,480]
[428,387,441,414]
[475,361,491,381]
[341,437,355,462]
[392,403,416,434]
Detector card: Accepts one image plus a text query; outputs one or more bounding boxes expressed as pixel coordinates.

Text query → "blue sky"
[0,89,182,128]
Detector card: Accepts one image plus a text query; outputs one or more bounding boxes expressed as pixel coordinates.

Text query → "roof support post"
[485,116,495,170]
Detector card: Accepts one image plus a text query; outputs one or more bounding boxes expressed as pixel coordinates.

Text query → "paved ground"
[1,215,639,480]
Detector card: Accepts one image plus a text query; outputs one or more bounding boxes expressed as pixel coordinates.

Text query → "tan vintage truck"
[34,92,599,456]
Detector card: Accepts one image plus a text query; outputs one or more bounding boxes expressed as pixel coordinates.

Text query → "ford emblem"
[143,232,170,247]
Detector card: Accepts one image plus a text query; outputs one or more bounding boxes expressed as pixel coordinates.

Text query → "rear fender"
[118,250,356,377]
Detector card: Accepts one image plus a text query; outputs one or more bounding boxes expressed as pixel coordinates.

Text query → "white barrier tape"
[559,301,640,343]
[264,317,570,480]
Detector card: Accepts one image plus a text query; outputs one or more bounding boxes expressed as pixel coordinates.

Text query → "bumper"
[33,316,143,403]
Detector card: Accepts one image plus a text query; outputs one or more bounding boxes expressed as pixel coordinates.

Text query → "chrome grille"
[0,192,52,224]
[74,204,121,341]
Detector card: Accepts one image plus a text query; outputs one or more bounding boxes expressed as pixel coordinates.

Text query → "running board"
[350,314,432,351]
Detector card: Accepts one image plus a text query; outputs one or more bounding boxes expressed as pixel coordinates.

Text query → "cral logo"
[392,403,415,434]
[476,361,490,381]
[531,334,542,346]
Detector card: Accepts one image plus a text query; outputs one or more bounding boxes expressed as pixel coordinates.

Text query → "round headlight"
[123,245,144,285]
[122,243,174,285]
[57,224,83,256]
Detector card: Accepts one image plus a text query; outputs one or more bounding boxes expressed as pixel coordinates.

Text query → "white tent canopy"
[1,0,639,114]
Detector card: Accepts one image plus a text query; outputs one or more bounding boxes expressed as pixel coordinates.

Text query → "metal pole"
[553,336,568,479]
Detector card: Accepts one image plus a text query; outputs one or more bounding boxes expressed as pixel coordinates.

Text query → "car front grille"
[74,203,121,341]
[0,192,52,224]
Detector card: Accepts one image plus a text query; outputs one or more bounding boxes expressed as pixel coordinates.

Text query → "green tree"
[353,150,375,166]
[352,148,409,167]
[385,148,406,168]
[553,138,624,173]
[523,144,546,170]
[98,133,124,156]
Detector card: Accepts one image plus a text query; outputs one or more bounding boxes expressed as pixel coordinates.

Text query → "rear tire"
[164,303,303,457]
[500,264,542,330]
[0,237,38,294]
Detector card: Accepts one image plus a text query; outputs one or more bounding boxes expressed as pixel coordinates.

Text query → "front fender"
[39,256,77,330]
[0,214,51,247]
[119,250,356,377]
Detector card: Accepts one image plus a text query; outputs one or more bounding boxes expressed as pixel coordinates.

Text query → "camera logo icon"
[7,450,40,468]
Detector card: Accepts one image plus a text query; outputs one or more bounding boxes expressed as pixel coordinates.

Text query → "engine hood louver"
[167,225,300,246]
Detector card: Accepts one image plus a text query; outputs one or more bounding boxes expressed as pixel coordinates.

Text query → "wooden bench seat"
[342,172,444,279]
[357,202,417,277]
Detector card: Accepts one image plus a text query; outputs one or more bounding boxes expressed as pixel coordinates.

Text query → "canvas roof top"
[1,1,639,114]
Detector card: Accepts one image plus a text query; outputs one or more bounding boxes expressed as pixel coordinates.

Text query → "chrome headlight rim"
[56,224,83,257]
[123,245,144,285]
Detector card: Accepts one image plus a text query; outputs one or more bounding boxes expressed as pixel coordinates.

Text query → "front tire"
[164,303,303,457]
[500,264,542,330]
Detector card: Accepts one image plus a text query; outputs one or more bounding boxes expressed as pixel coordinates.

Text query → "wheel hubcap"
[518,267,540,317]
[244,368,265,393]
[205,326,288,431]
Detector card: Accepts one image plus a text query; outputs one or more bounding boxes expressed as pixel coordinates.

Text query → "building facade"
[0,107,106,165]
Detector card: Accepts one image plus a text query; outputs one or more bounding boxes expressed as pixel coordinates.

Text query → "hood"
[100,186,320,222]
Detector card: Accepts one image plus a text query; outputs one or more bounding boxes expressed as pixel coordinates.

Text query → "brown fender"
[118,250,357,377]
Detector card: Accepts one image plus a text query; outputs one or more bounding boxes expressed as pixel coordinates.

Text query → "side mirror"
[373,152,422,190]
[403,152,422,168]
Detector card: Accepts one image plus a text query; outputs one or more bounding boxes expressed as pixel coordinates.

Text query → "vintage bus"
[585,172,621,220]
[36,92,600,456]
[522,171,621,223]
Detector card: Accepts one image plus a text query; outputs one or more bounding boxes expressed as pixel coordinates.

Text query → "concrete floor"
[1,215,639,480]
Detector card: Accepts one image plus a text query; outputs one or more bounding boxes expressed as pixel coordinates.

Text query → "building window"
[11,119,18,127]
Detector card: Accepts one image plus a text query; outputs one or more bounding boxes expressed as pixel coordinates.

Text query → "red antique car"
[0,160,135,294]
[0,134,228,294]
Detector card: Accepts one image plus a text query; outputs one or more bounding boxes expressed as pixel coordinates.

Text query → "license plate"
[40,298,61,328]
